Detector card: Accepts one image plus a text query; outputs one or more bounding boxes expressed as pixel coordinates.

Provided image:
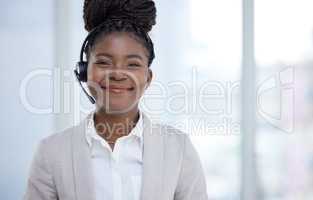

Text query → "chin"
[97,101,137,114]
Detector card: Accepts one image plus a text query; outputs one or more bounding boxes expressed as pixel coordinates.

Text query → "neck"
[93,107,140,142]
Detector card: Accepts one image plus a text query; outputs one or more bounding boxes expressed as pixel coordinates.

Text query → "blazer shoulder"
[38,122,83,155]
[152,122,190,148]
[153,123,187,135]
[43,124,77,143]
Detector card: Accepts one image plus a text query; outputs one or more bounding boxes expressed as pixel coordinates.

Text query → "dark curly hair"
[82,0,157,66]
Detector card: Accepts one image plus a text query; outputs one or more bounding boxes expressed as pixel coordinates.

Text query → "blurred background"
[1,0,313,199]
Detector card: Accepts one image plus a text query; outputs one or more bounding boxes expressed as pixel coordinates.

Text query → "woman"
[24,0,208,200]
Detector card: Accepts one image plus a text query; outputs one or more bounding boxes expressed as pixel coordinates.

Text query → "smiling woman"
[23,0,208,200]
[87,32,152,114]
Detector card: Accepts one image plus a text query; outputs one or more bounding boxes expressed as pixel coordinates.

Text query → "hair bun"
[83,0,156,33]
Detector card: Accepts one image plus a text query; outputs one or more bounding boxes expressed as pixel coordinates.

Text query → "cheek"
[133,81,148,101]
[132,74,148,91]
[138,80,147,92]
[87,65,104,82]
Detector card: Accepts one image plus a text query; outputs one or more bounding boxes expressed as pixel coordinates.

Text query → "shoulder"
[36,121,85,159]
[41,124,78,146]
[150,122,194,153]
[152,122,202,162]
[153,121,186,136]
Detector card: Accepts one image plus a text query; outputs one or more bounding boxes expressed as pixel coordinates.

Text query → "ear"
[145,68,153,88]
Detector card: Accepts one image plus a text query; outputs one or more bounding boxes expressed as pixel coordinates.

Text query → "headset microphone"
[73,25,99,105]
[74,68,96,104]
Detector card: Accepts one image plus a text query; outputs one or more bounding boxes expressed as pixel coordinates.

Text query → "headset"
[73,23,105,104]
[73,19,155,105]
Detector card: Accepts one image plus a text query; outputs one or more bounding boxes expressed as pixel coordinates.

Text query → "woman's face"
[87,32,153,114]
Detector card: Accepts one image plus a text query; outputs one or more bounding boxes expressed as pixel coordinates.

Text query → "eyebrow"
[95,53,113,58]
[126,54,144,60]
[95,53,144,60]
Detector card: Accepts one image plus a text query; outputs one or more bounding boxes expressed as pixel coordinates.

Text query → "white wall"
[0,1,55,199]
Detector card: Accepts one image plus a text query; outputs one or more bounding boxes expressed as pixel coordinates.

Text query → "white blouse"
[85,110,144,200]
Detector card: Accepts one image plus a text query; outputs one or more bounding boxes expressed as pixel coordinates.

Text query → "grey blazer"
[24,113,208,200]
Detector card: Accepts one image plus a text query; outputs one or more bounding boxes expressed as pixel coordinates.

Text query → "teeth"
[111,89,122,93]
[101,87,133,93]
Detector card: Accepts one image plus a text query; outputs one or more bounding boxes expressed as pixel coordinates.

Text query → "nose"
[108,70,127,81]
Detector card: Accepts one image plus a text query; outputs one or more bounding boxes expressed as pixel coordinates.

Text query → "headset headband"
[79,18,155,65]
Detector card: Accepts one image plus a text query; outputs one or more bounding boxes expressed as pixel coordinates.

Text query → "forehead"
[91,32,148,57]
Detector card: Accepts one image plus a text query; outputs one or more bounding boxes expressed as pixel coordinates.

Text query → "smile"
[101,86,134,93]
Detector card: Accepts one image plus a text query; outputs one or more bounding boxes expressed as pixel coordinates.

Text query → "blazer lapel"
[140,113,165,200]
[71,119,96,200]
[71,113,164,200]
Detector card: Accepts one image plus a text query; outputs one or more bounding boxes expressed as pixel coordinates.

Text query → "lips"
[101,85,134,93]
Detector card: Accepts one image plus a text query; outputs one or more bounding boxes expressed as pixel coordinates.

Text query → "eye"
[95,60,111,67]
[128,63,141,68]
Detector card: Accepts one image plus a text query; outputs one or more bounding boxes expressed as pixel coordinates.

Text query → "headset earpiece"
[72,26,98,104]
[75,61,88,82]
[73,61,96,104]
